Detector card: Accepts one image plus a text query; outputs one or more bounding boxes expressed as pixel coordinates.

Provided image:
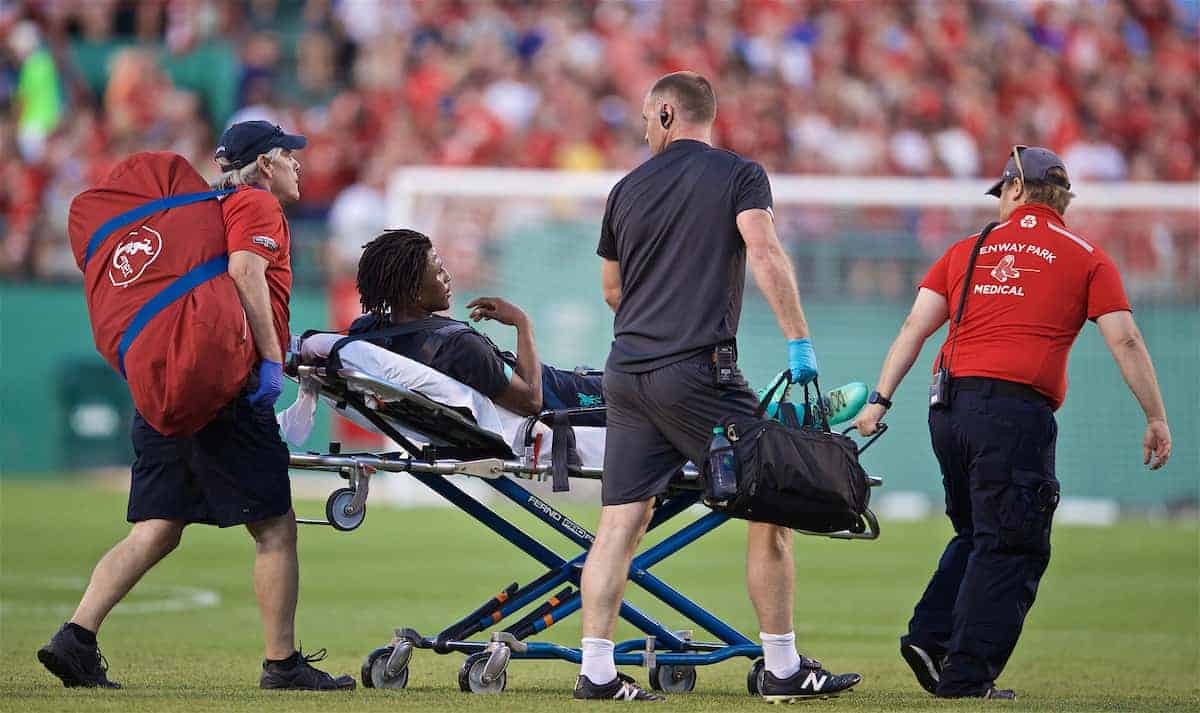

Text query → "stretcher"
[281,334,884,694]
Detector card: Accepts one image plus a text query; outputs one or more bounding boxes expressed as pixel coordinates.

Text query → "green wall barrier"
[0,284,330,476]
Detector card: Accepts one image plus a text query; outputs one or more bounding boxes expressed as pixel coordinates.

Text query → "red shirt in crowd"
[920,203,1131,410]
[221,186,293,358]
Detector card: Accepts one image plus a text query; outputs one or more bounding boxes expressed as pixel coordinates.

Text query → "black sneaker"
[900,642,942,695]
[37,623,122,689]
[760,657,861,703]
[573,672,665,701]
[259,648,356,690]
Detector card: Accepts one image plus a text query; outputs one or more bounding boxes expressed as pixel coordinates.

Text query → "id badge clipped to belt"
[713,344,737,387]
[929,366,950,409]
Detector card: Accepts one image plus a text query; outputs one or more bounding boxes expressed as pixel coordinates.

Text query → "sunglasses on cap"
[1010,144,1028,184]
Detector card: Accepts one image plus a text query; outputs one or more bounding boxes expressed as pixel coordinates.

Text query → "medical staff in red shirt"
[854,146,1171,700]
[38,122,355,691]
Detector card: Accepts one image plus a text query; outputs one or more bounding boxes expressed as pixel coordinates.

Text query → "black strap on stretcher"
[326,320,472,373]
[549,412,581,493]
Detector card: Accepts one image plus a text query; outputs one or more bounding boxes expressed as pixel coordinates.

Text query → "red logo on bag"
[109,225,162,287]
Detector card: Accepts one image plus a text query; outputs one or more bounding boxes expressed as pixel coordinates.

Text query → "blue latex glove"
[248,360,284,408]
[788,338,818,385]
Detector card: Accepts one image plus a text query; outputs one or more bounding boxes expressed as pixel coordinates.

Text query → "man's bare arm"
[601,259,622,313]
[228,250,283,363]
[468,297,543,415]
[1096,310,1171,468]
[737,209,809,339]
[853,288,949,435]
[876,288,950,397]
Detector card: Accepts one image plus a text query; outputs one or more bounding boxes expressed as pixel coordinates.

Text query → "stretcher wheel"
[326,488,365,531]
[361,646,409,689]
[649,664,697,693]
[747,658,766,696]
[458,652,506,694]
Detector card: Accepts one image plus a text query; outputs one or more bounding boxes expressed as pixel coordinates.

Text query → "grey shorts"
[601,354,759,506]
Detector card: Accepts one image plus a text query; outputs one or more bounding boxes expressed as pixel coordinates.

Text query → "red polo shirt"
[222,186,292,358]
[920,203,1131,410]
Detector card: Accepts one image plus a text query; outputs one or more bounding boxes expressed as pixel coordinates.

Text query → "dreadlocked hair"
[357,229,433,317]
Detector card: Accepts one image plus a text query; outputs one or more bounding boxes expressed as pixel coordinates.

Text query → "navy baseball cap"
[214,121,307,170]
[986,145,1071,197]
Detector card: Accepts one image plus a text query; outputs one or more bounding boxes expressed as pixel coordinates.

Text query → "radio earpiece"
[659,106,672,130]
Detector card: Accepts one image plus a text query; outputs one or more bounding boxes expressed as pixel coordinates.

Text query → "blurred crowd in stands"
[2,0,1197,301]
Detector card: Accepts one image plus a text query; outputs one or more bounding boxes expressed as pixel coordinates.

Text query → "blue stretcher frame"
[287,366,882,688]
[406,469,761,667]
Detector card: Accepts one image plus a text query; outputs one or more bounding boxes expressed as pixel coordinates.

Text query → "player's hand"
[1143,418,1171,470]
[787,338,818,384]
[854,403,887,436]
[467,297,528,327]
[249,359,284,408]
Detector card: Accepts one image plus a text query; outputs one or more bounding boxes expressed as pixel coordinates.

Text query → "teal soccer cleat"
[760,378,868,427]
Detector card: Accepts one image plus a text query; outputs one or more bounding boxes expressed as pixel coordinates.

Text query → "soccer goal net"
[382,167,1197,507]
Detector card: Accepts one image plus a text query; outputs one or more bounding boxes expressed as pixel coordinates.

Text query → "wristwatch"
[867,390,892,410]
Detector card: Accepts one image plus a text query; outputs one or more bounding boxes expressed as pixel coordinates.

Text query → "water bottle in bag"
[705,426,739,505]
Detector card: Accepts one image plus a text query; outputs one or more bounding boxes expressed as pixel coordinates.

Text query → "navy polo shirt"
[598,139,773,373]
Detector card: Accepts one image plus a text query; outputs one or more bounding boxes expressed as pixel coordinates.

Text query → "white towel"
[278,333,606,468]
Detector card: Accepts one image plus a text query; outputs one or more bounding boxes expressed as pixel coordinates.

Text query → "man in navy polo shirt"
[576,72,862,703]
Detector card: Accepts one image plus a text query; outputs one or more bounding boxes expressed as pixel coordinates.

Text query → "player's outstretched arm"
[468,296,543,415]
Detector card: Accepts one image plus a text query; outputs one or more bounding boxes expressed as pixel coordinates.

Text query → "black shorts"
[601,354,759,506]
[127,373,291,527]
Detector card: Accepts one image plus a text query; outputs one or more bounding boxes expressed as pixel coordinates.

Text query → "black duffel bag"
[702,375,880,533]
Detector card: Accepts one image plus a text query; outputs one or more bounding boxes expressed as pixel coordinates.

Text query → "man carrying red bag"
[38,122,355,691]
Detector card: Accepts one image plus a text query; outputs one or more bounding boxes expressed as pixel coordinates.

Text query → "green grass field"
[1,479,1196,713]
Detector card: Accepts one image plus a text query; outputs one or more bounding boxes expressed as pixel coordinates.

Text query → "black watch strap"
[868,390,893,410]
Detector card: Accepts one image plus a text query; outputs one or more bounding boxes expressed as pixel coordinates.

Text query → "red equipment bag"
[68,151,256,436]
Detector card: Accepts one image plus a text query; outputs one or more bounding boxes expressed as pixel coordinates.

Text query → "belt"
[952,376,1048,406]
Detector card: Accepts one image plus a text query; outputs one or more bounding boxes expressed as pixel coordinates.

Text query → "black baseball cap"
[986,145,1071,197]
[214,121,307,170]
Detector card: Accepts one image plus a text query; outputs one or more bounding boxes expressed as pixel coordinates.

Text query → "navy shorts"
[601,354,759,506]
[541,366,605,426]
[127,372,291,528]
[541,366,604,410]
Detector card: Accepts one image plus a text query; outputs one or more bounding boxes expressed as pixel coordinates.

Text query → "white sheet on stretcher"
[278,333,606,468]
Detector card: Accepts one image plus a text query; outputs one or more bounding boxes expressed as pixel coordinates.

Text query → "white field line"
[0,575,219,617]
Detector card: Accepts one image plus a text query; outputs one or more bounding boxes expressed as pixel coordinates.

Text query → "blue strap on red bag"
[84,189,234,377]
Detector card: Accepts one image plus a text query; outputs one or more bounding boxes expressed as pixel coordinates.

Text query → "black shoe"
[760,657,861,703]
[37,624,122,689]
[260,648,356,690]
[900,642,942,695]
[574,672,665,701]
[937,686,1016,700]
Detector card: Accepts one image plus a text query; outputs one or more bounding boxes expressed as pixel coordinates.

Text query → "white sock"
[761,631,802,679]
[580,637,617,684]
